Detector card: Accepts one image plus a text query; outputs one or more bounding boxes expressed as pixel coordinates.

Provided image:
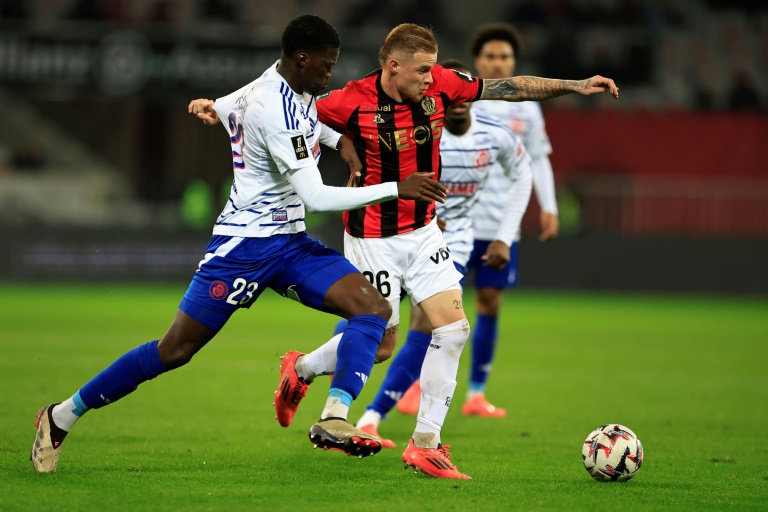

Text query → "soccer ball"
[582,424,643,482]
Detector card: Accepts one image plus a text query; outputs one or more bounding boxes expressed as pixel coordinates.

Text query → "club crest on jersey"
[272,209,288,222]
[372,113,384,124]
[291,135,309,160]
[421,97,437,116]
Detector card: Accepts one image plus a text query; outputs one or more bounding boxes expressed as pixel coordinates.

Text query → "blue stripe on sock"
[71,391,89,416]
[328,388,353,408]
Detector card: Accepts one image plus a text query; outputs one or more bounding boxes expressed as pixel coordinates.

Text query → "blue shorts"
[180,232,357,331]
[466,240,519,289]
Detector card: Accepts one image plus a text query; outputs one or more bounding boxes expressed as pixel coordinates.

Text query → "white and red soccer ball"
[582,424,643,482]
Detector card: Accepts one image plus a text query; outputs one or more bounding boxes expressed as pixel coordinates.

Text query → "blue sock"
[330,314,386,400]
[369,329,432,417]
[470,314,498,391]
[79,340,166,409]
[333,318,348,336]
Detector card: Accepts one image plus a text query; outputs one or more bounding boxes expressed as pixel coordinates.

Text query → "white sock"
[356,409,382,428]
[413,318,470,448]
[321,396,349,420]
[52,396,84,432]
[298,334,342,382]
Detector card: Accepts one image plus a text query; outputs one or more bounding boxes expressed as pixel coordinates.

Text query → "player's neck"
[380,73,405,103]
[276,59,304,95]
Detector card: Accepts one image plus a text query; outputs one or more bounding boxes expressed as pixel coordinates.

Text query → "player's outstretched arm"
[188,98,220,125]
[480,75,619,102]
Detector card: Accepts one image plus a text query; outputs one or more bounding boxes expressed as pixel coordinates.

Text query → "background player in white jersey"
[460,23,560,415]
[30,14,447,474]
[353,59,533,448]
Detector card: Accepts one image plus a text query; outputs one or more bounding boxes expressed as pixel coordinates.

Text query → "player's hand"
[397,172,448,203]
[539,211,560,242]
[338,136,362,187]
[578,76,619,99]
[436,217,447,232]
[481,240,510,270]
[188,98,219,125]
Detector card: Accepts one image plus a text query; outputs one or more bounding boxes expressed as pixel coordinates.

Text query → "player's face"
[302,47,340,95]
[445,100,471,124]
[394,51,437,103]
[474,40,516,79]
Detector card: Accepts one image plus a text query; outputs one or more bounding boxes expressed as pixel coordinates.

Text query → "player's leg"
[463,240,519,417]
[32,235,272,473]
[356,303,430,448]
[269,235,393,457]
[394,222,471,478]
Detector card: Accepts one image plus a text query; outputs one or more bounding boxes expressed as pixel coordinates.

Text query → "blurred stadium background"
[0,0,766,295]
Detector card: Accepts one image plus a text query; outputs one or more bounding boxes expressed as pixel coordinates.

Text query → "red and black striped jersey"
[317,64,484,238]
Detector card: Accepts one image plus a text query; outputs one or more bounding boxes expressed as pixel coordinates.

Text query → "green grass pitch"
[1,284,766,511]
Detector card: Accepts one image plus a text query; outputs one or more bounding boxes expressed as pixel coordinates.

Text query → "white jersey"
[438,109,531,267]
[471,100,553,241]
[211,60,342,238]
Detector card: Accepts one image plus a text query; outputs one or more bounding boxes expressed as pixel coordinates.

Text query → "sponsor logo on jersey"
[421,97,437,115]
[272,209,288,222]
[372,113,384,124]
[365,119,443,152]
[291,135,309,159]
[315,92,331,101]
[451,69,476,83]
[311,141,321,158]
[361,104,392,112]
[445,182,479,197]
[209,280,229,300]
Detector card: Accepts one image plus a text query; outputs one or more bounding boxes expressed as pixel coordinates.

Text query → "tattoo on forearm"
[453,299,463,310]
[482,77,588,101]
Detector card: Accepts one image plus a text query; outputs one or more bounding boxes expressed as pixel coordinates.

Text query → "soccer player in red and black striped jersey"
[293,23,618,479]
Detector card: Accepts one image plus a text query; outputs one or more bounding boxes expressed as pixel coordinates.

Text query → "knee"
[477,290,501,315]
[366,295,392,322]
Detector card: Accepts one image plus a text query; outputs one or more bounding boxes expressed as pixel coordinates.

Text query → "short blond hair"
[378,23,438,66]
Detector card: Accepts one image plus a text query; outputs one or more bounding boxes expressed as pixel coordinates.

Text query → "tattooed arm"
[480,75,619,101]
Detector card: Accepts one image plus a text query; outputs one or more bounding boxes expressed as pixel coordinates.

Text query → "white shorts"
[344,220,463,328]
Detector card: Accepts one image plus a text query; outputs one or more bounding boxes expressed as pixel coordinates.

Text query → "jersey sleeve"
[434,64,484,105]
[496,127,531,183]
[251,103,317,175]
[318,120,342,149]
[315,88,350,130]
[524,103,553,159]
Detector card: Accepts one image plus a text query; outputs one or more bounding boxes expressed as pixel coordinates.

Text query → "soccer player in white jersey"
[462,23,560,416]
[29,15,448,473]
[352,59,533,448]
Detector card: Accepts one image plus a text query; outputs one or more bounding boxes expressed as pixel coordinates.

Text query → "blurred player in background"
[466,22,559,414]
[280,23,618,478]
[353,59,533,449]
[30,14,447,474]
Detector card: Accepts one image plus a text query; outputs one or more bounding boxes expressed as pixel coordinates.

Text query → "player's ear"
[386,57,399,75]
[296,52,309,68]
